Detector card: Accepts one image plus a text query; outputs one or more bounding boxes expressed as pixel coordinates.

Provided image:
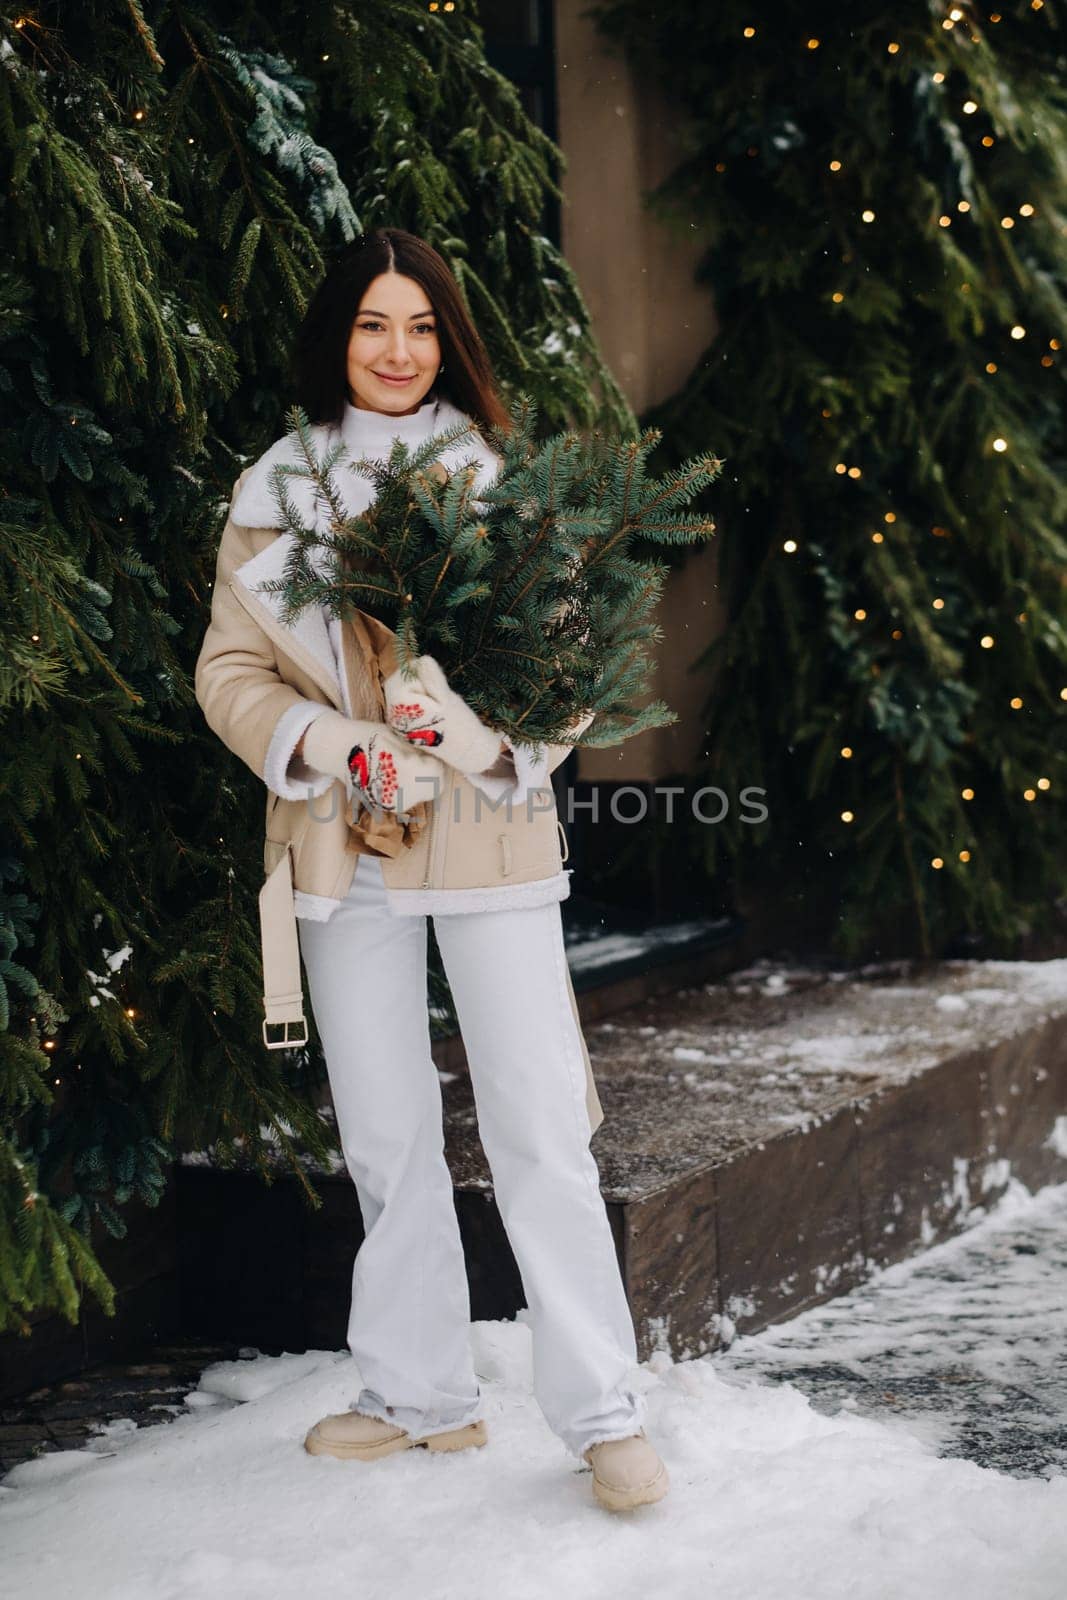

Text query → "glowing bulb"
[962,788,975,800]
[962,100,978,114]
[861,210,876,223]
[783,539,797,552]
[1010,697,1023,709]
[931,857,944,869]
[980,635,995,649]
[841,811,854,823]
[992,437,1008,452]
[959,850,971,862]
[840,747,853,759]
[854,609,867,621]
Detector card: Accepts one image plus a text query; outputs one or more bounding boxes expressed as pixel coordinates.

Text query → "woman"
[194,228,669,1513]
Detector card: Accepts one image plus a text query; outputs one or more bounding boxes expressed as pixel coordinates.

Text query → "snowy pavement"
[1,1184,1065,1600]
[714,1176,1067,1480]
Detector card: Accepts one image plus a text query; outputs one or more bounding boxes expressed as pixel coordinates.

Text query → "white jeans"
[296,853,645,1458]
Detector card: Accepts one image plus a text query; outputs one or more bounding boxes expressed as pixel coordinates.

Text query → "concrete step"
[440,956,1067,1360]
[170,956,1067,1366]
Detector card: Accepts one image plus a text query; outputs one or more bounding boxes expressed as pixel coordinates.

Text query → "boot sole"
[304,1418,488,1462]
[589,1459,670,1512]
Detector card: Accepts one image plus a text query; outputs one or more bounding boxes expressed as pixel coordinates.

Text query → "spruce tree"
[1,2,630,1336]
[591,0,1067,958]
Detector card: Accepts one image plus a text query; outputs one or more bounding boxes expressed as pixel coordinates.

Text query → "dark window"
[477,0,560,246]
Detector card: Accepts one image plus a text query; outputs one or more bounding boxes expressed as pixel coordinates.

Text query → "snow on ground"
[2,1190,1066,1600]
[715,1177,1067,1481]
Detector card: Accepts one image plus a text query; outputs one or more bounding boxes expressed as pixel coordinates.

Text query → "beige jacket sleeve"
[193,487,331,791]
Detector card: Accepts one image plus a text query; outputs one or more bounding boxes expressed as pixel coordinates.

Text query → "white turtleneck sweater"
[231,393,551,811]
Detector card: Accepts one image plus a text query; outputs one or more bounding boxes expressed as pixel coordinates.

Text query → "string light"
[1023,788,1036,802]
[854,608,867,621]
[932,598,945,609]
[841,811,854,823]
[962,101,978,115]
[959,850,971,862]
[871,531,884,543]
[783,539,797,552]
[1001,217,1015,229]
[980,635,995,649]
[1038,778,1051,790]
[962,788,975,800]
[992,437,1008,452]
[1010,697,1024,709]
[807,38,820,50]
[887,41,900,54]
[861,209,876,223]
[931,857,944,869]
[829,159,842,171]
[743,26,756,37]
[986,362,998,373]
[840,746,853,759]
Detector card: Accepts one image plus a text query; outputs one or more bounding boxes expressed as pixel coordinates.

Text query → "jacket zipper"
[422,765,452,889]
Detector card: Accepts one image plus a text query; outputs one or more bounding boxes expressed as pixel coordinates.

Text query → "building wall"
[554,1,725,783]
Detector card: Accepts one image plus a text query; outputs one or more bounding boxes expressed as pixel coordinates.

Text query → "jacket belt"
[259,843,309,1049]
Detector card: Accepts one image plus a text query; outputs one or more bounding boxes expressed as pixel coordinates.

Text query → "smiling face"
[346,271,442,416]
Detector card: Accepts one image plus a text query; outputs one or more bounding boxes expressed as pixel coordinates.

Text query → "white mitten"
[383,655,504,775]
[302,708,444,814]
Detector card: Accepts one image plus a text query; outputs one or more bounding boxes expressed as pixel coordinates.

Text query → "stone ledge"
[439,956,1067,1359]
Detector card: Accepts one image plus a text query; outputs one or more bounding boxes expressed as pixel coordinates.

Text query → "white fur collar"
[230,396,498,531]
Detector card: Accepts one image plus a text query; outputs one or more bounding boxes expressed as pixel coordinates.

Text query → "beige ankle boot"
[582,1430,669,1511]
[304,1410,488,1462]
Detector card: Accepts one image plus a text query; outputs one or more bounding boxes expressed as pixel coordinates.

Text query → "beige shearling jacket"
[194,466,603,1132]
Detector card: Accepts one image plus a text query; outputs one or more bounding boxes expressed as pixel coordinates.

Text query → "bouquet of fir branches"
[261,394,721,749]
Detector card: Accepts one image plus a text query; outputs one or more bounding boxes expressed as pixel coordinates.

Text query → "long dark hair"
[291,229,511,439]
